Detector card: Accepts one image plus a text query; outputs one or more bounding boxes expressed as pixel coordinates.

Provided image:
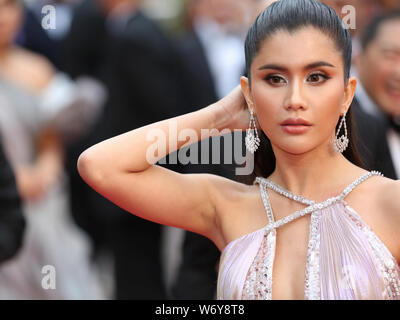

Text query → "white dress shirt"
[193,18,245,99]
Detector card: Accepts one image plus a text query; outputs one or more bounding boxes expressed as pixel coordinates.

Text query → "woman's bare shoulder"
[202,174,255,206]
[200,174,257,247]
[11,47,55,92]
[348,174,400,261]
[377,177,400,261]
[371,176,400,246]
[13,47,54,71]
[200,174,254,214]
[347,173,396,220]
[377,177,400,216]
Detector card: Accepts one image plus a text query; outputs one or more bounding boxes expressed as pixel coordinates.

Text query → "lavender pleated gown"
[217,171,400,300]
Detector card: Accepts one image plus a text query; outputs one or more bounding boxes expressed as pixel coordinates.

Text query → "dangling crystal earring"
[333,111,349,153]
[245,109,260,154]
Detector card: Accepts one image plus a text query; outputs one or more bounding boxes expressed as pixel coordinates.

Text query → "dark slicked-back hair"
[245,0,352,84]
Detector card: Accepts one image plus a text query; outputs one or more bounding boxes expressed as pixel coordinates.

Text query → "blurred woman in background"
[0,0,104,299]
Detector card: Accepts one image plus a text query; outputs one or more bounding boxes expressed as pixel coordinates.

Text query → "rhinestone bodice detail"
[217,171,400,300]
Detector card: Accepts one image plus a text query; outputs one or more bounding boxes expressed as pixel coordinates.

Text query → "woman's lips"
[281,124,311,134]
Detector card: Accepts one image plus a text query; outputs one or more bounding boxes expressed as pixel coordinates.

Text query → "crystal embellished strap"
[258,180,275,223]
[254,171,383,232]
[255,177,315,206]
[338,170,383,199]
[255,171,383,205]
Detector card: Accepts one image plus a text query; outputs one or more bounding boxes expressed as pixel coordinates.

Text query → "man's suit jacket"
[69,10,192,299]
[62,0,107,79]
[62,0,111,250]
[171,29,237,300]
[0,138,26,264]
[351,98,397,179]
[102,11,188,135]
[177,31,218,112]
[67,9,190,232]
[174,30,238,179]
[16,5,59,69]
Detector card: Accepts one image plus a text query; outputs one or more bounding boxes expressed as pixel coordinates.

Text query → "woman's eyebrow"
[257,61,336,71]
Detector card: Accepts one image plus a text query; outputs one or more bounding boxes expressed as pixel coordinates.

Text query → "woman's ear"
[343,76,357,114]
[240,76,255,114]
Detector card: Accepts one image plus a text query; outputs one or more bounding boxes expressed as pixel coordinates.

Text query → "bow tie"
[389,115,400,134]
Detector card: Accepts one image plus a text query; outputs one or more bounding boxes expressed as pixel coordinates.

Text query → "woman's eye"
[265,75,286,85]
[308,73,329,83]
[265,73,330,85]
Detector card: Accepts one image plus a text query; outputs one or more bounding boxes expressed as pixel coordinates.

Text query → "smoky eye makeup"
[264,74,287,84]
[263,72,331,85]
[307,73,332,82]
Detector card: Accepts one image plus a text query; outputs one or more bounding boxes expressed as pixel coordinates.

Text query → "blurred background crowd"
[0,0,399,299]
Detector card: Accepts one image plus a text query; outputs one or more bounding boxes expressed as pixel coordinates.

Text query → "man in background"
[353,10,400,179]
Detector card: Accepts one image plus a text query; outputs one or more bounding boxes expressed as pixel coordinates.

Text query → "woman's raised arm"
[77,85,249,244]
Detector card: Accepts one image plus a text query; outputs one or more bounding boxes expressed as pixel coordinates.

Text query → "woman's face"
[241,26,357,156]
[0,0,22,48]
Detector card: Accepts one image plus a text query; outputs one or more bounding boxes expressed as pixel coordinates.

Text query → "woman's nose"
[284,80,307,111]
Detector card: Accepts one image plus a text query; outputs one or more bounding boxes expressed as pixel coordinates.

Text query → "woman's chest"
[229,213,316,300]
[219,200,400,300]
[270,217,312,300]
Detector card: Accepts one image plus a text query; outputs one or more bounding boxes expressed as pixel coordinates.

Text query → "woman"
[0,0,103,299]
[78,0,400,300]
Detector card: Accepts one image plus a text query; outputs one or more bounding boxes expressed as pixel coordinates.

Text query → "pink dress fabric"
[217,171,400,300]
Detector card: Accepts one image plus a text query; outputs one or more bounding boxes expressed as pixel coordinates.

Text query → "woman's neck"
[268,142,365,200]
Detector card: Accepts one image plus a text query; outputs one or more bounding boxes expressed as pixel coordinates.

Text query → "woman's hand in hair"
[210,85,259,132]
